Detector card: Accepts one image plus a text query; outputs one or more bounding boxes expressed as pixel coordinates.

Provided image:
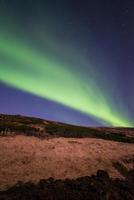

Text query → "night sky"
[0,0,134,126]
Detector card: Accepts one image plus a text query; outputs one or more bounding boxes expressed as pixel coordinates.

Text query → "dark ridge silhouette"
[0,169,134,200]
[0,114,134,143]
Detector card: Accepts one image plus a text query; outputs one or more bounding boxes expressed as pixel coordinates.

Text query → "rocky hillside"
[0,114,134,143]
[0,169,134,200]
[0,114,134,199]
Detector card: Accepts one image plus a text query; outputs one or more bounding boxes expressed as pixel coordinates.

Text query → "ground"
[0,135,133,191]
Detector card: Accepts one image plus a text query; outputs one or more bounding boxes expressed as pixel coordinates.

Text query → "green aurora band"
[0,32,132,127]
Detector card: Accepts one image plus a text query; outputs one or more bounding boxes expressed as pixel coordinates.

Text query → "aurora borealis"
[0,0,134,126]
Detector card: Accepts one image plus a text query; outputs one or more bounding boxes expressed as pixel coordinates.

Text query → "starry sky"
[0,0,134,126]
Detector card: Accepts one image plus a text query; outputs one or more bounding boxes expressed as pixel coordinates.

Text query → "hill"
[0,114,134,143]
[0,114,134,199]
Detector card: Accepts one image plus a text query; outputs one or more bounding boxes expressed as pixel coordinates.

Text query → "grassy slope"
[0,114,134,143]
[0,135,133,190]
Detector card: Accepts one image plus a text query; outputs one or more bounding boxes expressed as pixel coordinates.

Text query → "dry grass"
[0,135,134,191]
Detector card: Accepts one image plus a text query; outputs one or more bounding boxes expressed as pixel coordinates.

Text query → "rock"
[0,170,134,200]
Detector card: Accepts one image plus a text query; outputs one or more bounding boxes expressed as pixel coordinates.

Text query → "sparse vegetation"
[0,114,134,143]
[45,123,134,143]
[113,162,128,177]
[0,114,133,199]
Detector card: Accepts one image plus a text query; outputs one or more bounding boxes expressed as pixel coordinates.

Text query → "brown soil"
[0,135,133,191]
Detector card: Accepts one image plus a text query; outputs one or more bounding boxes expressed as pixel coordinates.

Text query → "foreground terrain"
[0,114,134,199]
[0,169,134,200]
[0,135,133,191]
